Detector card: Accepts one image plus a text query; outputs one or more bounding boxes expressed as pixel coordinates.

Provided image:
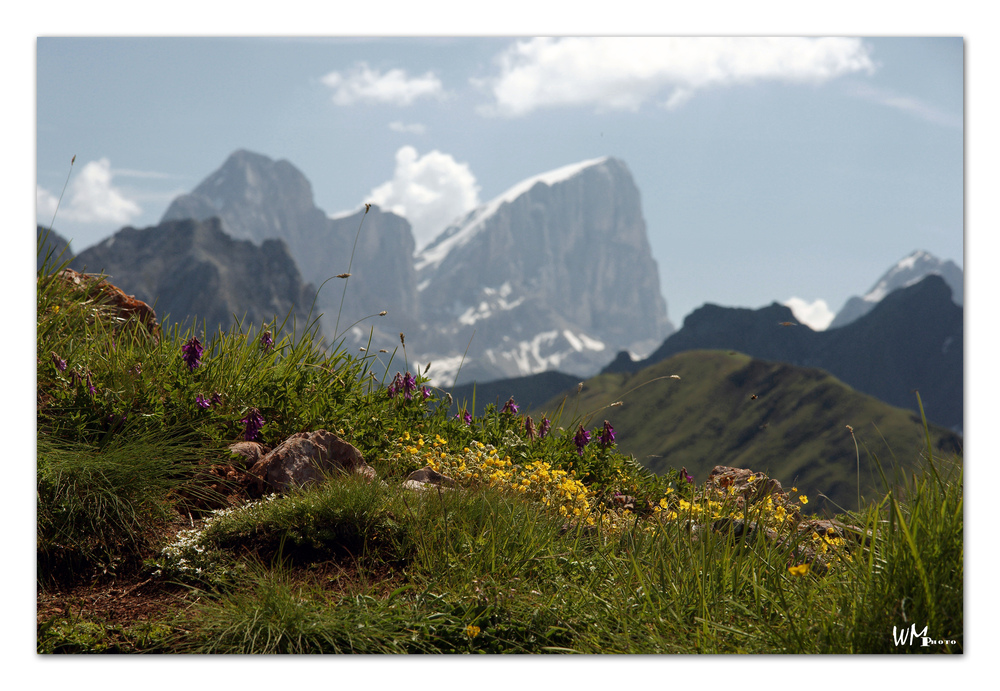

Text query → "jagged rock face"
[605,274,962,431]
[70,217,316,336]
[414,157,673,384]
[160,150,420,344]
[829,250,963,329]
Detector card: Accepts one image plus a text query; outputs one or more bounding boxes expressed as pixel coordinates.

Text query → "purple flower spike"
[211,392,223,406]
[86,373,96,395]
[539,418,551,439]
[403,372,417,400]
[421,386,431,400]
[574,425,591,456]
[599,420,615,448]
[682,466,694,484]
[240,407,265,441]
[501,397,519,415]
[388,372,404,398]
[260,330,274,352]
[51,352,67,372]
[196,395,211,409]
[181,337,204,372]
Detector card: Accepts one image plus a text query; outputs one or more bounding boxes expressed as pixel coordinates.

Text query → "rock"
[708,465,796,517]
[227,441,272,470]
[55,268,161,340]
[248,430,376,493]
[402,466,455,492]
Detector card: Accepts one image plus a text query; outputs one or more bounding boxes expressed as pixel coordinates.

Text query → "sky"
[35,34,964,330]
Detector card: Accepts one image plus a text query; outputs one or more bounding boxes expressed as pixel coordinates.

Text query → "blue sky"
[36,34,964,329]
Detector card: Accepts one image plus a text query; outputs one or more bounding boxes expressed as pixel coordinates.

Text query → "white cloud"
[367,146,481,250]
[479,37,876,117]
[783,297,835,331]
[321,62,444,106]
[388,121,427,135]
[849,84,962,129]
[36,158,142,226]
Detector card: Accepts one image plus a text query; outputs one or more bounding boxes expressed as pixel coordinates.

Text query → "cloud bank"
[783,297,835,331]
[321,62,444,106]
[36,158,142,226]
[479,37,876,116]
[366,146,481,250]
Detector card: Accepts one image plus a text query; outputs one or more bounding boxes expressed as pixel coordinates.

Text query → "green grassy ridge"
[36,250,963,654]
[533,349,962,514]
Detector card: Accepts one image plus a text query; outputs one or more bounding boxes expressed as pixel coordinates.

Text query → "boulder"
[249,430,376,493]
[55,268,161,340]
[402,466,455,492]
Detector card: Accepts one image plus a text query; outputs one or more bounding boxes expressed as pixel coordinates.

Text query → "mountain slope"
[161,150,420,344]
[603,274,962,431]
[829,250,963,329]
[414,156,673,385]
[537,350,962,514]
[70,218,317,335]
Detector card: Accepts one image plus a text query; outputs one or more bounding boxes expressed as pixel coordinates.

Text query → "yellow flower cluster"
[392,433,595,525]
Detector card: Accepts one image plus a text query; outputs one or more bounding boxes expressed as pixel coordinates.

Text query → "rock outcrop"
[54,267,161,340]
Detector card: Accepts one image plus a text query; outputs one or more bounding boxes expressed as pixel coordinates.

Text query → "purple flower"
[211,391,223,406]
[402,372,417,400]
[598,420,615,448]
[539,418,551,439]
[455,408,472,425]
[260,330,273,352]
[51,352,67,372]
[501,397,519,415]
[195,395,211,409]
[421,386,431,401]
[181,337,204,372]
[574,425,591,457]
[240,407,265,441]
[681,466,693,484]
[388,372,403,398]
[86,373,96,395]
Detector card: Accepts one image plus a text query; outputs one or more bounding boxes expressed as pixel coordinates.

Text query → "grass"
[35,240,963,655]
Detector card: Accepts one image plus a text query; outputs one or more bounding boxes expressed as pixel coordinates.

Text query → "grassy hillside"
[534,350,962,514]
[35,246,963,655]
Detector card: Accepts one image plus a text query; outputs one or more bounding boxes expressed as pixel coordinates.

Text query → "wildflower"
[465,625,481,639]
[387,372,403,398]
[402,372,417,400]
[86,373,96,395]
[574,426,591,456]
[598,420,615,448]
[259,330,273,352]
[539,418,551,439]
[50,352,67,372]
[240,407,265,442]
[421,386,431,400]
[211,391,223,406]
[455,408,472,425]
[195,395,211,409]
[502,397,519,414]
[788,563,809,576]
[181,337,204,371]
[799,495,809,505]
[681,467,694,484]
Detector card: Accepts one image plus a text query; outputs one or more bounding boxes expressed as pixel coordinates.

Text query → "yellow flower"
[465,625,481,638]
[799,495,809,505]
[788,563,809,576]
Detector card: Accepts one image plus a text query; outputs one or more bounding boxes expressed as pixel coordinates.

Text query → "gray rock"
[249,430,376,493]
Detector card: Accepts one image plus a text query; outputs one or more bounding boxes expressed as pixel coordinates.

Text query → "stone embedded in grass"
[402,466,456,492]
[248,429,376,493]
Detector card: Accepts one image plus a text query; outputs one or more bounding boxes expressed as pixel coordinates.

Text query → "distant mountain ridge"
[69,217,317,336]
[159,150,674,385]
[829,249,963,329]
[602,274,962,431]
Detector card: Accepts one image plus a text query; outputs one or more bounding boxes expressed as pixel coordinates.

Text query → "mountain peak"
[416,156,613,272]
